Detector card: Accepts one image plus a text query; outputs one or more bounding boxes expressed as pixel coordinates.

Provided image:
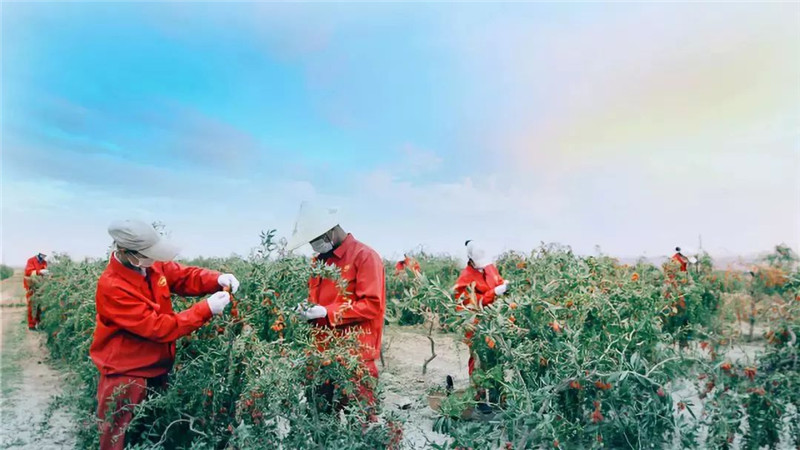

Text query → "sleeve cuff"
[197,299,213,321]
[205,271,223,293]
[326,303,340,326]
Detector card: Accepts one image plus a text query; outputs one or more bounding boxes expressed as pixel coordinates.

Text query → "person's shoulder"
[351,237,382,262]
[151,261,170,272]
[456,266,473,279]
[97,264,130,292]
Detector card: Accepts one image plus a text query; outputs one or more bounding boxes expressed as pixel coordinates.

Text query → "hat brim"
[287,230,330,252]
[138,239,179,261]
[287,235,309,252]
[287,225,338,252]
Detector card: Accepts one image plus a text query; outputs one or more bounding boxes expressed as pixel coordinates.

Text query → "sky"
[2,2,799,266]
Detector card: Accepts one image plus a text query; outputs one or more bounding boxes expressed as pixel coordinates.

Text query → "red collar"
[332,234,355,259]
[108,253,149,285]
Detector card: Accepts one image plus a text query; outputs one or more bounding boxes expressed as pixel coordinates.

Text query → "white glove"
[688,257,698,264]
[217,274,240,293]
[207,291,231,315]
[39,269,49,275]
[296,303,327,321]
[494,281,509,296]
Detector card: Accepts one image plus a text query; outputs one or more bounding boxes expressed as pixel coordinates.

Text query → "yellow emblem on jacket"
[158,276,168,287]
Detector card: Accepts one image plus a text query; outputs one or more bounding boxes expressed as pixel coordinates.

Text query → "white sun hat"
[466,240,492,269]
[108,219,179,261]
[287,202,340,251]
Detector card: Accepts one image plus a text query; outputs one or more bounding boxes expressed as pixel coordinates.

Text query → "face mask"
[128,252,155,268]
[311,236,334,255]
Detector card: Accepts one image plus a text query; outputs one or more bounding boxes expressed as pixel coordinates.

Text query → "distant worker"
[23,252,48,330]
[90,220,239,450]
[672,247,698,273]
[672,247,689,272]
[289,203,386,400]
[395,253,421,277]
[453,240,509,376]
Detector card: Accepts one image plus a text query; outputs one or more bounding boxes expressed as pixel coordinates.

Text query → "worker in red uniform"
[394,253,421,277]
[453,240,509,376]
[671,247,689,272]
[23,252,49,329]
[90,219,239,450]
[289,203,385,401]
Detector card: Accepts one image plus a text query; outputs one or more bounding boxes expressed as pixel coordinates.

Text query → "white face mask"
[128,252,155,268]
[311,235,334,255]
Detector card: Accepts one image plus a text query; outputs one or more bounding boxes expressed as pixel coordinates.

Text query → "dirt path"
[0,271,74,449]
[380,325,470,449]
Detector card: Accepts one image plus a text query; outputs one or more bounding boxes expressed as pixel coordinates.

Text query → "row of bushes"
[31,239,799,448]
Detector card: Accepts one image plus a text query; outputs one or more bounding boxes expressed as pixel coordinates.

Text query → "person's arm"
[454,271,480,308]
[481,265,505,306]
[453,273,470,302]
[24,259,37,277]
[480,284,497,306]
[100,285,212,343]
[326,252,384,327]
[159,261,221,297]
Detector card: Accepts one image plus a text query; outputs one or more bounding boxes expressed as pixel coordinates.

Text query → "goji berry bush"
[35,235,402,449]
[32,238,799,449]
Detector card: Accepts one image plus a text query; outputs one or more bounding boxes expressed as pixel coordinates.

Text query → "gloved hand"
[207,291,231,315]
[296,303,327,321]
[494,281,509,296]
[217,274,240,293]
[39,269,49,275]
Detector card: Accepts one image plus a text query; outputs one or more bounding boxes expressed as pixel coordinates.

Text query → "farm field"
[6,240,800,449]
[0,271,74,449]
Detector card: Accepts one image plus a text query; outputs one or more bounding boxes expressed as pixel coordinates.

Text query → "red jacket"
[454,264,505,308]
[90,256,221,377]
[672,253,688,272]
[308,234,386,363]
[23,256,48,290]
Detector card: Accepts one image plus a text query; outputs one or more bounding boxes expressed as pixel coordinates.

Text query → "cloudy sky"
[2,2,798,265]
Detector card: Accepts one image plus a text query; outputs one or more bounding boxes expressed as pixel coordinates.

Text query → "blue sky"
[2,2,798,265]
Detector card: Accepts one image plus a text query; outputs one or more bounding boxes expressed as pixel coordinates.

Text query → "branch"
[422,318,437,375]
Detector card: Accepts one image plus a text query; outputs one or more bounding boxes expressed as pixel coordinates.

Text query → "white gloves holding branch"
[39,269,50,276]
[217,274,240,293]
[494,281,510,296]
[207,291,231,315]
[296,303,327,320]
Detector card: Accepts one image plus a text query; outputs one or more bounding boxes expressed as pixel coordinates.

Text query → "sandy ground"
[380,325,470,449]
[0,271,75,449]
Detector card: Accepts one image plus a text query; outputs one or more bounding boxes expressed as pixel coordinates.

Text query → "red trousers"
[96,374,167,450]
[26,291,40,329]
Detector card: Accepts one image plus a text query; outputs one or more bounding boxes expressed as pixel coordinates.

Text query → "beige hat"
[108,219,179,261]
